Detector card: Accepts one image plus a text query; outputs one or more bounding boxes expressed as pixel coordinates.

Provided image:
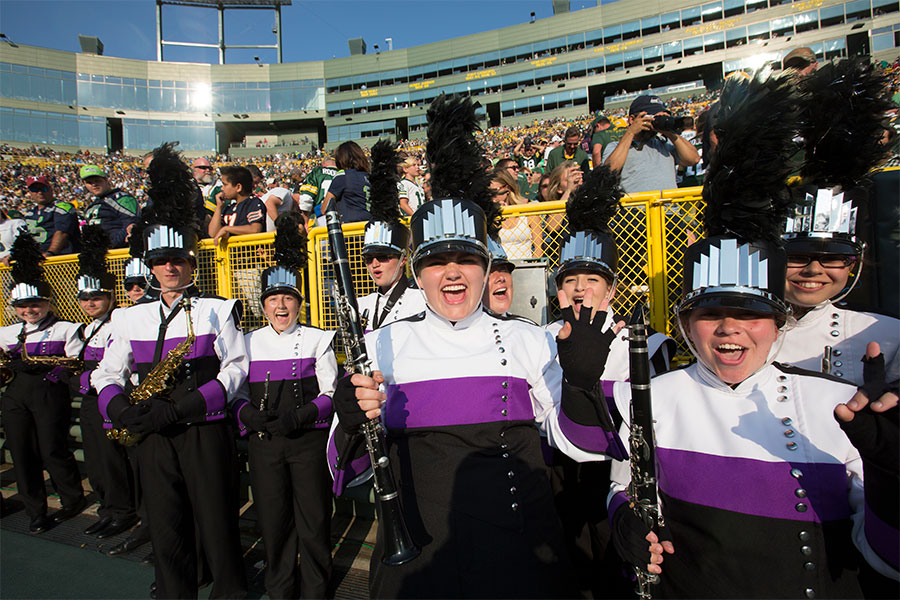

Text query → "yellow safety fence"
[0,187,706,356]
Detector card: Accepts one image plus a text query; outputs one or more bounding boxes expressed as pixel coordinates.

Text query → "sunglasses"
[28,185,50,192]
[194,166,214,171]
[364,254,398,264]
[786,255,857,268]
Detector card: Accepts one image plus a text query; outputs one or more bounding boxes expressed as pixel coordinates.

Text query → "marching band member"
[0,230,84,534]
[778,58,899,385]
[483,237,516,317]
[67,225,137,539]
[92,143,248,598]
[545,166,674,598]
[608,71,898,598]
[329,95,625,598]
[233,212,337,599]
[122,256,155,305]
[356,140,426,332]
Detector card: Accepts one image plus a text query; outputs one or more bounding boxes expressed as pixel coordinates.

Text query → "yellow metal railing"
[0,187,707,355]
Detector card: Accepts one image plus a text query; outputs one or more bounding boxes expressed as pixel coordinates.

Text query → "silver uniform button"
[500,359,507,366]
[831,313,840,319]
[507,470,515,479]
[777,375,788,382]
[509,486,517,494]
[795,488,807,498]
[501,409,508,416]
[798,531,810,541]
[777,396,788,402]
[791,468,803,478]
[830,321,839,327]
[498,347,505,353]
[784,429,795,438]
[502,452,510,459]
[830,331,840,337]
[803,561,815,570]
[511,502,519,511]
[834,372,843,377]
[777,386,787,393]
[787,442,798,450]
[833,350,841,356]
[782,417,793,426]
[833,361,842,367]
[796,503,808,512]
[801,545,812,556]
[805,588,815,599]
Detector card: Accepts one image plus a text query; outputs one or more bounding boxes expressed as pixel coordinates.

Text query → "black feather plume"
[799,57,893,190]
[77,225,112,279]
[130,142,198,258]
[426,94,501,239]
[703,71,802,244]
[368,139,402,225]
[273,212,308,271]
[567,165,622,235]
[10,229,45,286]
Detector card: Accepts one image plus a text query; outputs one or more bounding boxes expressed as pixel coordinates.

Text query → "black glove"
[266,403,319,437]
[838,353,899,473]
[332,374,369,435]
[173,390,206,421]
[611,502,671,570]
[239,403,275,433]
[120,397,179,435]
[107,393,132,429]
[556,305,617,390]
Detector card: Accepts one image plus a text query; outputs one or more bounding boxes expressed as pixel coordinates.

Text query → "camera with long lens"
[652,114,681,133]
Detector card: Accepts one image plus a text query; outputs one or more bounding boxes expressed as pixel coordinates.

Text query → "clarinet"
[324,204,420,566]
[258,372,270,440]
[626,302,664,600]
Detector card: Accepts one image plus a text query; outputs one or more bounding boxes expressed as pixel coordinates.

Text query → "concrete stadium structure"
[1,0,897,156]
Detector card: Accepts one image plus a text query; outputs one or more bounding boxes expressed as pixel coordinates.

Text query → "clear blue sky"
[0,0,608,65]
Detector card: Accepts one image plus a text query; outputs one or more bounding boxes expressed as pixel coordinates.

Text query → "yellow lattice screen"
[0,188,707,358]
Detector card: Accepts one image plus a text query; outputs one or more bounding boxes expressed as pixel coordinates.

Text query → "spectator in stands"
[602,95,700,194]
[323,142,372,223]
[298,158,338,230]
[544,161,583,259]
[535,173,552,203]
[491,170,542,259]
[191,157,217,232]
[782,46,818,77]
[209,166,266,244]
[247,164,265,196]
[546,126,591,174]
[590,116,624,172]
[514,136,545,172]
[18,175,79,259]
[79,165,140,248]
[397,155,425,216]
[260,176,295,232]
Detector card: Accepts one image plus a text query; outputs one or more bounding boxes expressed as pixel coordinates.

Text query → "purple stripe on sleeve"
[657,448,851,522]
[98,384,125,429]
[608,490,630,522]
[198,379,226,422]
[558,409,628,459]
[233,399,249,437]
[383,376,533,430]
[25,341,66,356]
[328,434,371,496]
[79,371,92,394]
[130,333,216,364]
[312,394,333,429]
[865,503,899,570]
[248,358,316,383]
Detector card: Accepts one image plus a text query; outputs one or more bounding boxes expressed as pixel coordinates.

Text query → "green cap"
[79,165,106,179]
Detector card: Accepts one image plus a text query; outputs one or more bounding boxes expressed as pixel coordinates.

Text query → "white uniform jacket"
[233,322,338,436]
[92,296,248,428]
[0,316,82,384]
[329,306,625,495]
[609,362,896,597]
[778,302,899,385]
[357,280,426,333]
[64,312,113,395]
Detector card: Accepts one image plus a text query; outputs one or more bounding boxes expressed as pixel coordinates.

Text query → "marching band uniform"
[92,143,248,598]
[0,314,84,524]
[0,231,84,532]
[357,275,425,331]
[233,216,337,599]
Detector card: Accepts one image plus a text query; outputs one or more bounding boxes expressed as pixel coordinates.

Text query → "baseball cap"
[783,47,816,70]
[266,177,276,185]
[629,95,667,116]
[551,135,563,143]
[25,175,50,188]
[79,165,106,179]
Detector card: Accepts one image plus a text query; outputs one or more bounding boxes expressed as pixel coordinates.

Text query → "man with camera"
[602,95,699,194]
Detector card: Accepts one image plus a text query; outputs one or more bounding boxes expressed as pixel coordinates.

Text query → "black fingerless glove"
[266,404,319,437]
[107,393,132,429]
[332,374,369,434]
[173,390,206,421]
[120,398,179,435]
[611,502,654,570]
[556,306,617,390]
[239,403,274,433]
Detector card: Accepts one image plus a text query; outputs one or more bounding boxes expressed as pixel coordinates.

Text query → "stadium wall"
[0,0,897,153]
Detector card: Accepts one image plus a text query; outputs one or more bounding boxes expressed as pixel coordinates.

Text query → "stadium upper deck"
[1,0,897,154]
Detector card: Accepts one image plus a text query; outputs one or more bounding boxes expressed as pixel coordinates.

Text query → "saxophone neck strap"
[154,302,185,364]
[79,314,110,361]
[15,315,59,355]
[373,275,409,330]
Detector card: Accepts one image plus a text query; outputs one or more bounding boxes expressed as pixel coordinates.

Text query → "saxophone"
[107,297,196,446]
[18,325,83,374]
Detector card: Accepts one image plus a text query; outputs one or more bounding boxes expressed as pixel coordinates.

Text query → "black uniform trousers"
[249,430,332,599]
[137,421,247,599]
[79,394,135,520]
[0,371,83,518]
[549,451,631,599]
